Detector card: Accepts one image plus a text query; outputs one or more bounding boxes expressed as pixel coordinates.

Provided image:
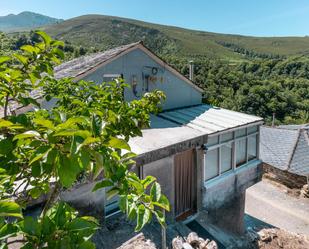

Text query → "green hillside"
[43,14,309,61]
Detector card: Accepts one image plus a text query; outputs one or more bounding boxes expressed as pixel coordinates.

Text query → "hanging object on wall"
[144,74,150,92]
[142,66,165,90]
[131,74,139,97]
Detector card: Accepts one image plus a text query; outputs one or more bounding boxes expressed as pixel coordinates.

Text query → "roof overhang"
[130,104,263,165]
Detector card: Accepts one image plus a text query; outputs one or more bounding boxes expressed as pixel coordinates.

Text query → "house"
[260,125,309,189]
[5,42,264,234]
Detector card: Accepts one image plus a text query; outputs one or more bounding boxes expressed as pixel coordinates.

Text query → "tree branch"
[41,182,60,217]
[3,94,9,118]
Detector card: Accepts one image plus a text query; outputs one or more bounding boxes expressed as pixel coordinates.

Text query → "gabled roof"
[55,41,203,93]
[0,41,203,118]
[54,42,140,79]
[260,125,309,176]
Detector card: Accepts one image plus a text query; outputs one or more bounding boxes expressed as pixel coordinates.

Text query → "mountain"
[42,14,309,61]
[0,11,62,32]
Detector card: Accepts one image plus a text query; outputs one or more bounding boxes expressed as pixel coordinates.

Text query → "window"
[103,74,123,83]
[221,143,232,173]
[204,127,259,182]
[248,125,258,134]
[221,132,233,142]
[248,134,257,160]
[235,128,246,138]
[207,136,219,146]
[236,138,247,167]
[205,148,219,181]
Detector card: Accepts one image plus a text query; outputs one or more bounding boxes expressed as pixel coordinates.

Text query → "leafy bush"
[0,31,169,248]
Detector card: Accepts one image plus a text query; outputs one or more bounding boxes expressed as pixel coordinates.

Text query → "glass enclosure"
[204,125,259,181]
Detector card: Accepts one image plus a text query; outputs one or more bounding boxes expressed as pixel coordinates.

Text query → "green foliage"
[0,31,169,248]
[165,56,309,125]
[41,15,309,60]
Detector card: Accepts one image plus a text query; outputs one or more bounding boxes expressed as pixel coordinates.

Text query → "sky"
[1,0,309,37]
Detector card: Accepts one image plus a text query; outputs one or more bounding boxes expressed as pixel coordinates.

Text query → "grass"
[40,14,309,61]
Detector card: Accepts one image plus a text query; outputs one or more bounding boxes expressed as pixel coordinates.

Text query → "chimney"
[189,60,194,81]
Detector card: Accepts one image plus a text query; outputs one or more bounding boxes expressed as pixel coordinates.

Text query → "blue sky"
[1,0,309,37]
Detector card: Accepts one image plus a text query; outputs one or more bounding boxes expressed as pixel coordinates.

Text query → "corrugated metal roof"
[129,104,263,155]
[158,104,262,134]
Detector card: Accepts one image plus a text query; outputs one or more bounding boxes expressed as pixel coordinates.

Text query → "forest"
[1,31,309,125]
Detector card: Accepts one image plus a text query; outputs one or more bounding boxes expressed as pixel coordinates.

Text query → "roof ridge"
[286,128,302,170]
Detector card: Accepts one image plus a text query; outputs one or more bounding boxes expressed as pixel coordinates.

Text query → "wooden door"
[174,149,196,221]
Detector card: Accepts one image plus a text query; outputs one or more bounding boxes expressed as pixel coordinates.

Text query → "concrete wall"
[202,160,262,210]
[60,181,106,220]
[82,48,202,110]
[142,156,176,221]
[202,160,262,234]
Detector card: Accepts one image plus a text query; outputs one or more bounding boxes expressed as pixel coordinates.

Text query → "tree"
[0,31,169,248]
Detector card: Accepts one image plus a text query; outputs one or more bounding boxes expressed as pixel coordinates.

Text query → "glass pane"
[207,136,219,146]
[248,135,257,160]
[236,138,247,167]
[205,149,219,181]
[221,143,232,173]
[248,125,258,134]
[235,128,246,138]
[221,132,233,142]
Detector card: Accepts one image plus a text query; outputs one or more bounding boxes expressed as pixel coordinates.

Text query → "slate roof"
[260,125,309,176]
[54,42,141,79]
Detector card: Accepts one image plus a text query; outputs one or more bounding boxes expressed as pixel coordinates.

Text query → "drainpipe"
[189,60,194,81]
[272,113,276,127]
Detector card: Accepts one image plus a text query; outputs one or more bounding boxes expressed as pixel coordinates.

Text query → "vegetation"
[2,13,309,124]
[0,32,169,248]
[166,55,309,124]
[42,14,309,60]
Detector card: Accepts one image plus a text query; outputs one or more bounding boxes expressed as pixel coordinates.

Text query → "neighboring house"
[260,125,309,189]
[4,42,263,234]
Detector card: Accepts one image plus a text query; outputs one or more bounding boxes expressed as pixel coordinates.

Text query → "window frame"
[204,125,259,182]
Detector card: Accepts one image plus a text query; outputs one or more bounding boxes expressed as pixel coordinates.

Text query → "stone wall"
[263,163,307,189]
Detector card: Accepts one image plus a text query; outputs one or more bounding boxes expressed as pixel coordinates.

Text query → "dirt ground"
[247,228,309,249]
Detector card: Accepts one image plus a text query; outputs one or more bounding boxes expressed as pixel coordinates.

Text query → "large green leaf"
[153,194,170,211]
[108,137,131,151]
[13,131,41,141]
[92,180,113,192]
[135,205,150,232]
[13,54,28,65]
[78,241,96,249]
[0,200,22,218]
[20,45,39,55]
[21,216,41,236]
[0,56,10,65]
[57,155,81,188]
[33,118,54,130]
[36,31,52,47]
[150,182,161,202]
[66,217,98,232]
[0,139,13,155]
